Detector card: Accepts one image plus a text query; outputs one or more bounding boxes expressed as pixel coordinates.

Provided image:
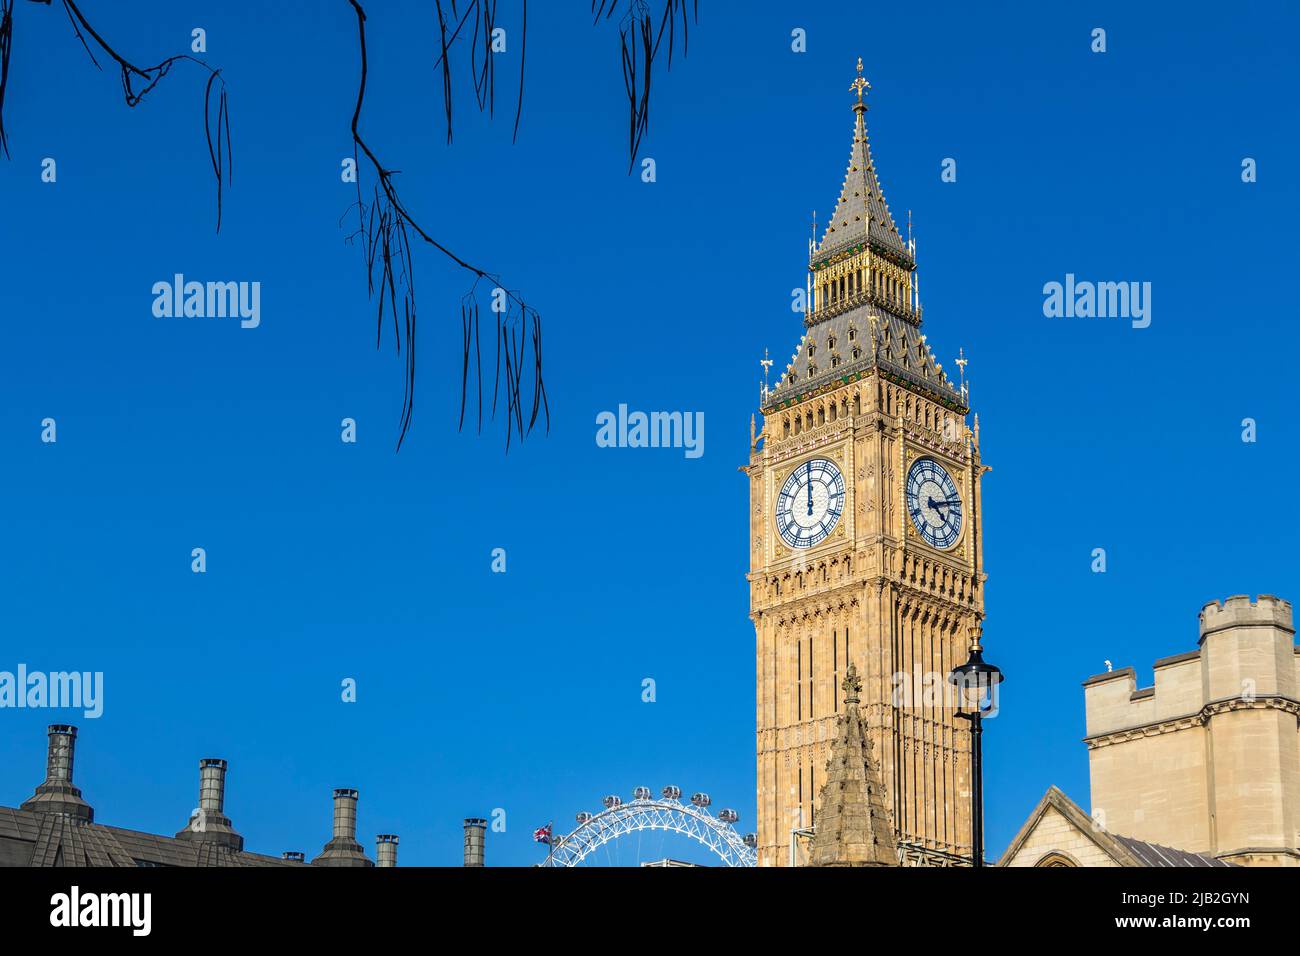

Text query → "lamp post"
[949,625,1003,868]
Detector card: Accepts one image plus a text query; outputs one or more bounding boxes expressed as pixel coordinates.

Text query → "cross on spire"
[850,57,871,108]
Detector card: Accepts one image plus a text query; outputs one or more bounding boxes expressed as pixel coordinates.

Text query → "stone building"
[1001,594,1300,867]
[998,786,1232,868]
[0,724,392,867]
[747,59,985,867]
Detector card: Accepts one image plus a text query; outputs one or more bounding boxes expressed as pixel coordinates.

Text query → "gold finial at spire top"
[850,57,871,108]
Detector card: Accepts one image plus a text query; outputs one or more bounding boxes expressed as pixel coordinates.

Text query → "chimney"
[333,788,358,841]
[175,757,243,850]
[282,851,305,863]
[198,758,227,813]
[463,817,487,867]
[310,789,373,867]
[376,834,399,867]
[21,725,93,821]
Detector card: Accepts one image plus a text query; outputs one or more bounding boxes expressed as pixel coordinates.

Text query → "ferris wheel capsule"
[603,795,622,809]
[690,792,711,808]
[575,811,592,824]
[661,785,682,801]
[743,833,758,848]
[632,786,652,801]
[718,808,739,824]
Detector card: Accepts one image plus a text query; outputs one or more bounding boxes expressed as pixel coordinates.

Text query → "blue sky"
[2,1,1298,866]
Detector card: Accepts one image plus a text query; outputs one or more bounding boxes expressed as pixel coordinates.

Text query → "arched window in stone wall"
[1033,852,1078,868]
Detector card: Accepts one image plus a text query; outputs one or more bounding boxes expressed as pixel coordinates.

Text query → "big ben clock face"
[906,457,963,549]
[776,458,845,549]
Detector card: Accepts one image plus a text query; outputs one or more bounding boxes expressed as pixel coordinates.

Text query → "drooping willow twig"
[431,0,528,145]
[0,0,232,230]
[345,0,547,452]
[593,0,696,172]
[0,0,18,160]
[434,0,694,170]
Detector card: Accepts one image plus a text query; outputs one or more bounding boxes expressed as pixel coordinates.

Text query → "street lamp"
[949,624,1004,868]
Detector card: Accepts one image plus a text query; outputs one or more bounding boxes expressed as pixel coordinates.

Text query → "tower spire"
[807,664,897,867]
[813,58,910,268]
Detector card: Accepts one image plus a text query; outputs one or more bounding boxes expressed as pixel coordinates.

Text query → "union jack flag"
[532,823,553,845]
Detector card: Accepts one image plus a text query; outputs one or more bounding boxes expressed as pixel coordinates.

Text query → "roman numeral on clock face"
[904,456,963,549]
[775,457,845,549]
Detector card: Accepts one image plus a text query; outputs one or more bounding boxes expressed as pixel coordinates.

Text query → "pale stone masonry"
[1083,595,1300,866]
[748,61,984,868]
[999,786,1232,868]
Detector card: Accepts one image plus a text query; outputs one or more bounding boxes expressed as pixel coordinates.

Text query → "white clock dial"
[905,457,962,549]
[776,458,845,549]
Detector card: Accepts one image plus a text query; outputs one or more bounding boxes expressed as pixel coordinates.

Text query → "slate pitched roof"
[814,100,911,267]
[0,805,298,867]
[766,305,964,411]
[997,786,1236,868]
[765,79,965,414]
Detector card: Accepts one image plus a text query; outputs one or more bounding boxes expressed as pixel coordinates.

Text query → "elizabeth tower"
[747,63,989,866]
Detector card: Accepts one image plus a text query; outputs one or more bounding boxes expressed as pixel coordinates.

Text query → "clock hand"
[806,464,814,516]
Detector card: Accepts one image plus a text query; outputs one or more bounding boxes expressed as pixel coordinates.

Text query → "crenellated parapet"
[1200,593,1294,637]
[1082,594,1300,866]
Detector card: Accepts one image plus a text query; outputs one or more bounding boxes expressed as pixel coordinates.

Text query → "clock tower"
[746,62,989,867]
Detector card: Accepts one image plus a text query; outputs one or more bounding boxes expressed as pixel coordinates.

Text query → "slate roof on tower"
[813,74,912,268]
[764,64,966,416]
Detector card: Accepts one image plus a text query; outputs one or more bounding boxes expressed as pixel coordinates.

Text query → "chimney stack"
[310,789,374,867]
[175,757,243,850]
[463,818,487,867]
[376,834,399,867]
[333,788,358,841]
[198,758,227,813]
[21,725,93,821]
[282,851,305,863]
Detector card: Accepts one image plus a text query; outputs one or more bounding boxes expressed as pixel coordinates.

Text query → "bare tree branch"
[0,0,233,229]
[346,0,547,451]
[432,0,529,144]
[594,0,696,172]
[3,0,698,453]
